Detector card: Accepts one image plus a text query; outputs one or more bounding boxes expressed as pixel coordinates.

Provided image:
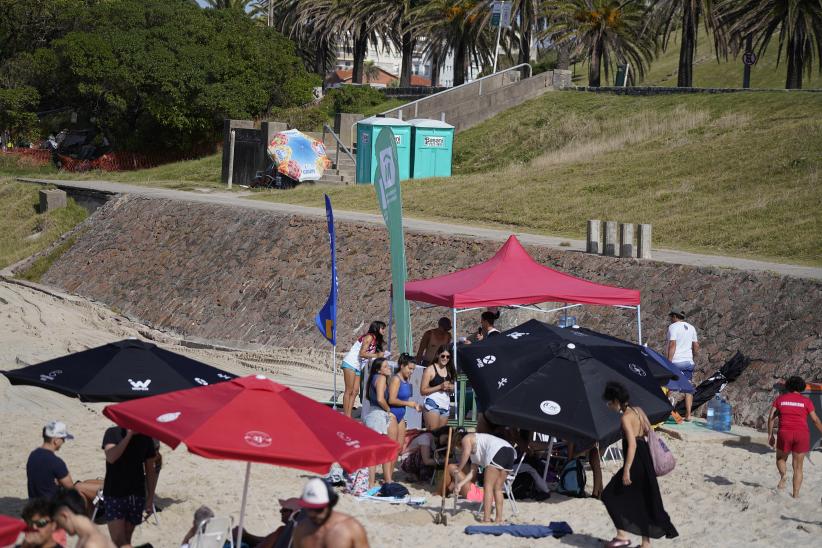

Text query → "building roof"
[326,68,431,87]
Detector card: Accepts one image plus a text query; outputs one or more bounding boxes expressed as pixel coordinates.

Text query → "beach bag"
[647,428,676,476]
[556,458,586,497]
[378,482,409,498]
[344,468,370,496]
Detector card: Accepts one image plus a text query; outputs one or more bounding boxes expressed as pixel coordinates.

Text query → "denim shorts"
[364,409,391,435]
[424,397,450,417]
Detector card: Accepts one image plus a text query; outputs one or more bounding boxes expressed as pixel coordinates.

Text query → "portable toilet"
[409,119,455,179]
[355,117,412,184]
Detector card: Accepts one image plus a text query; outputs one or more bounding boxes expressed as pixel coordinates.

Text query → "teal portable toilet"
[355,117,411,184]
[409,119,454,179]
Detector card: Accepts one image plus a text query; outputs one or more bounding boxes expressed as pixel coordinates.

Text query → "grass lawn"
[0,179,88,271]
[250,91,822,266]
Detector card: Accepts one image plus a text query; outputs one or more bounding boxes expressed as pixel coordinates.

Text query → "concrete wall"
[39,196,822,428]
[384,70,571,132]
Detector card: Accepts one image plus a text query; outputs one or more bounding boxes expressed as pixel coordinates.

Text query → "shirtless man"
[415,317,452,366]
[51,489,115,548]
[292,478,369,548]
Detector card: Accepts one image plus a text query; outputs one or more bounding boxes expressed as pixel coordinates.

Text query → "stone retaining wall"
[40,195,821,427]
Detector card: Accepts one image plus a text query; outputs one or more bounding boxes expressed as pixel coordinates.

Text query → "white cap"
[299,478,330,509]
[44,420,74,440]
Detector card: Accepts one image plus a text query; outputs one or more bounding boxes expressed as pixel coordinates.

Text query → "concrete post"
[638,224,652,259]
[334,113,363,150]
[603,221,618,256]
[619,223,634,258]
[39,189,67,213]
[586,220,601,254]
[260,121,287,172]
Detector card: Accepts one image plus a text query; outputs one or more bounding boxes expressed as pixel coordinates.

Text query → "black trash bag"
[675,351,750,415]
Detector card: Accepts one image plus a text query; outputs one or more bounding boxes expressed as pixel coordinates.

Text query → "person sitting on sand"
[445,461,485,506]
[415,317,452,366]
[51,490,115,548]
[27,421,75,501]
[18,498,62,548]
[768,375,822,498]
[452,430,515,523]
[292,478,368,548]
[600,381,678,548]
[225,497,301,548]
[400,427,449,482]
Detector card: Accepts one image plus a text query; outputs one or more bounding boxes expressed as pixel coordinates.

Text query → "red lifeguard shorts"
[777,430,810,454]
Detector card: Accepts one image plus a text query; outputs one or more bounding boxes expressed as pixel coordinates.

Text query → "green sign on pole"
[374,127,412,354]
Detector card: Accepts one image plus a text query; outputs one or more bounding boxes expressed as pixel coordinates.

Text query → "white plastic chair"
[601,441,624,467]
[191,516,234,548]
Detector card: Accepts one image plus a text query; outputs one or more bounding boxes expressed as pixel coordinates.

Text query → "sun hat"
[299,478,331,509]
[278,497,301,511]
[44,420,74,440]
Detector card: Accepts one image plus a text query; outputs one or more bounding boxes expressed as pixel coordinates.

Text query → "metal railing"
[321,123,356,169]
[381,63,534,120]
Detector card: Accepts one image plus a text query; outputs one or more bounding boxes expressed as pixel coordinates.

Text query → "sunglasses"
[26,518,52,529]
[439,354,451,359]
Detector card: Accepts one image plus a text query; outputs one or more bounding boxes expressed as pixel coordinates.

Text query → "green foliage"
[326,86,388,114]
[269,105,331,132]
[0,87,40,142]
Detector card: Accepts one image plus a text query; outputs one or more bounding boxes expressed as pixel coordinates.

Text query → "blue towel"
[464,521,573,538]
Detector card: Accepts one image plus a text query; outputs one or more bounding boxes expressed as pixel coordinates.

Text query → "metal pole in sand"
[236,462,251,548]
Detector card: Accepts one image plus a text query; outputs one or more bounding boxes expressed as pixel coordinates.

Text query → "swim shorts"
[777,430,810,454]
[341,361,361,376]
[489,446,516,471]
[104,495,145,525]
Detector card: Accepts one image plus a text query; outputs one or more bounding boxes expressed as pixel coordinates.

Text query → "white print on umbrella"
[39,370,62,382]
[497,377,508,389]
[540,400,561,415]
[570,331,588,337]
[244,431,272,448]
[156,412,181,423]
[129,379,151,391]
[337,432,361,449]
[506,332,529,340]
[628,363,646,376]
[217,373,232,380]
[195,378,208,385]
[476,355,496,368]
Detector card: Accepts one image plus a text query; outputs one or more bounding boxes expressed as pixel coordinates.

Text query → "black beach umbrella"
[484,345,672,447]
[457,319,674,412]
[1,339,237,402]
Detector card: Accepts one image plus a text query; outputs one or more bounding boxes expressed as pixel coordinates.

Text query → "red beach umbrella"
[103,375,398,546]
[0,515,25,547]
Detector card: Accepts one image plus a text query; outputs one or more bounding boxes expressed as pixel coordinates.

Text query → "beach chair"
[191,516,233,548]
[601,441,623,467]
[531,434,568,483]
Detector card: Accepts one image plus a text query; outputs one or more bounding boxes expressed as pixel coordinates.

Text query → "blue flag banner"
[314,194,337,345]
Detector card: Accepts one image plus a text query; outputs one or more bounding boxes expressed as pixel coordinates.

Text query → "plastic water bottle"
[718,396,733,432]
[706,395,719,430]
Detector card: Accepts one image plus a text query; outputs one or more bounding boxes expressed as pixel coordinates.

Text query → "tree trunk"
[677,6,697,87]
[352,23,368,84]
[400,31,415,88]
[785,33,803,89]
[454,41,467,87]
[517,0,534,76]
[556,44,571,70]
[430,50,440,87]
[588,40,602,87]
[314,40,328,76]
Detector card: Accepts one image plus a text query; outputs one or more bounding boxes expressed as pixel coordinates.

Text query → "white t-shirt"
[471,433,512,467]
[667,321,698,364]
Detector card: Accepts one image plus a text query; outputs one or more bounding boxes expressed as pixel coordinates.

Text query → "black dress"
[601,435,678,539]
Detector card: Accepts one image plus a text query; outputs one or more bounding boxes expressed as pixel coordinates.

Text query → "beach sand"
[1,280,820,547]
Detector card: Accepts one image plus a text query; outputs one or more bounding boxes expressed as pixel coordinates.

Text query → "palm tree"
[545,0,656,87]
[650,1,726,87]
[717,0,822,89]
[268,0,341,75]
[363,60,382,82]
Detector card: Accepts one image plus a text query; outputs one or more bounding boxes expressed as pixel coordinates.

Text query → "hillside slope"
[255,91,822,266]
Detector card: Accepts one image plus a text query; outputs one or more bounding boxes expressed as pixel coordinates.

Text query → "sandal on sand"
[604,538,631,548]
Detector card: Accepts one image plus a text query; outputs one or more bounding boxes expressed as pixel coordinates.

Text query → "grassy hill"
[640,29,822,89]
[253,90,822,266]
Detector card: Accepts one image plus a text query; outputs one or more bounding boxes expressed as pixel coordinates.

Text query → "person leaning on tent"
[665,307,700,421]
[768,376,822,499]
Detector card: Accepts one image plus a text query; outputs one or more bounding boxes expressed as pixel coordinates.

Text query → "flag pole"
[332,344,338,409]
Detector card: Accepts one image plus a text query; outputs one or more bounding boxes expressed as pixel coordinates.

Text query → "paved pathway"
[19,178,822,280]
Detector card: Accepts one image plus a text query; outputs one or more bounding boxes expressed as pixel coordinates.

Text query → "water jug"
[706,394,720,430]
[718,396,732,432]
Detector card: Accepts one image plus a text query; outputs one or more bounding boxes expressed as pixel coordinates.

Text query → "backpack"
[556,458,586,497]
[647,428,676,476]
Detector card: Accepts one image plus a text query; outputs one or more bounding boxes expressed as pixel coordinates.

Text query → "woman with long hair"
[601,381,678,547]
[340,321,386,417]
[362,357,395,487]
[419,345,455,430]
[450,429,515,523]
[768,375,822,498]
[388,354,423,474]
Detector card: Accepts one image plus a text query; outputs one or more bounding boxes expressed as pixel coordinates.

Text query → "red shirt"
[773,393,814,433]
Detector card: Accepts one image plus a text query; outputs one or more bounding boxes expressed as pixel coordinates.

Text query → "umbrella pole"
[452,307,459,426]
[236,462,252,548]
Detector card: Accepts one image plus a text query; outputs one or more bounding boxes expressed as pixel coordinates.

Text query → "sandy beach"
[1,279,820,548]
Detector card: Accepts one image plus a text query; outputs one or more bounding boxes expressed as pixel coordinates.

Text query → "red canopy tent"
[405,235,642,424]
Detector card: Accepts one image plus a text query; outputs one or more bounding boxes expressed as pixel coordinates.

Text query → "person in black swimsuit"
[420,345,456,430]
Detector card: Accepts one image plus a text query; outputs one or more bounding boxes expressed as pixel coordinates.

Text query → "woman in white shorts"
[362,358,396,486]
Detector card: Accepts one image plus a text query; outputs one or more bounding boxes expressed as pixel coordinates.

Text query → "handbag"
[641,410,676,476]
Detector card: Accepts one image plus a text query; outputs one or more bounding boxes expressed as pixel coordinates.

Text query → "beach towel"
[464,521,573,538]
[356,494,426,505]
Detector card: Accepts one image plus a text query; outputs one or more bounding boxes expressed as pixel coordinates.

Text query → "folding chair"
[530,434,567,483]
[191,516,234,548]
[601,441,624,467]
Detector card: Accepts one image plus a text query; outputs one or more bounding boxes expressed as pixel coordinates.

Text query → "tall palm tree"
[269,0,341,75]
[717,0,822,89]
[650,1,726,87]
[546,0,656,87]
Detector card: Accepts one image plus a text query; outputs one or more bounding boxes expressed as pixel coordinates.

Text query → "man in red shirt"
[768,376,822,498]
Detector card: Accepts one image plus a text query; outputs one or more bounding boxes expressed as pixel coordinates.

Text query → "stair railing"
[322,124,356,169]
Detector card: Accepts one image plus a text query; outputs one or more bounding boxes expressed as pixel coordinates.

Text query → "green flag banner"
[374,127,412,354]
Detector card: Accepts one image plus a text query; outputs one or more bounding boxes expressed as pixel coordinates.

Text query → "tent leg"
[636,305,642,345]
[452,307,459,427]
[332,344,337,409]
[236,462,251,548]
